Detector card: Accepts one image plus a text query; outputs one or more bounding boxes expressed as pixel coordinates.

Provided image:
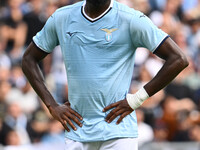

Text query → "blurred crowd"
[0,0,200,148]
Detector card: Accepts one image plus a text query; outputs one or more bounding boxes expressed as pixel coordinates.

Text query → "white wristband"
[126,87,149,110]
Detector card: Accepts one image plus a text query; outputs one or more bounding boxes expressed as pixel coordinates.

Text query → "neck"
[85,0,111,19]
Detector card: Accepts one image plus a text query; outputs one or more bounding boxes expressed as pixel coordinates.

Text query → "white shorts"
[65,138,138,150]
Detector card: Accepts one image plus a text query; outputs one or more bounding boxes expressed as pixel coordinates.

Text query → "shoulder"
[112,1,144,22]
[54,1,83,17]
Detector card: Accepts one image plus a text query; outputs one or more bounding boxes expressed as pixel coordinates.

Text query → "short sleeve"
[33,13,59,53]
[130,11,169,53]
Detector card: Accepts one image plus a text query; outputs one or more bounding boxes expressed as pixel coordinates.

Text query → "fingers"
[106,109,132,124]
[104,100,134,124]
[60,120,70,132]
[69,109,83,121]
[59,109,83,132]
[116,112,130,124]
[105,107,120,122]
[50,104,83,132]
[103,101,120,112]
[106,108,124,123]
[64,111,83,128]
[62,114,77,131]
[61,111,83,131]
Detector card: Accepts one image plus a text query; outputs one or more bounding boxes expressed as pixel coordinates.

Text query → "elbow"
[181,54,189,68]
[176,54,189,70]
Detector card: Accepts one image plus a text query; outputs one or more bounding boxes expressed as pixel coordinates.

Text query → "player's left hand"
[103,99,134,124]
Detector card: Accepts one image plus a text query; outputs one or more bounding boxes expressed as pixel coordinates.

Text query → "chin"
[86,0,109,6]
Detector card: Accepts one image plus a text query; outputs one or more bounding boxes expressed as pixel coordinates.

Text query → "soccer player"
[22,0,188,149]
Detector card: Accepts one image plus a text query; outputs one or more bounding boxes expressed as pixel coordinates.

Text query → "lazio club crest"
[101,28,118,42]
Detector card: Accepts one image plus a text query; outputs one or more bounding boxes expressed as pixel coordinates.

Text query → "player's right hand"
[48,102,83,132]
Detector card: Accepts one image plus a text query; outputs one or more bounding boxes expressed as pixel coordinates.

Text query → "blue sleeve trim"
[153,35,170,54]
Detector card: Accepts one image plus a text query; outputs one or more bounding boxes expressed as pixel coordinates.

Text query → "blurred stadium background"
[0,0,200,149]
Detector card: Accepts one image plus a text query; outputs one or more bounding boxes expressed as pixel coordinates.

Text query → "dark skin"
[103,38,189,124]
[85,0,110,18]
[22,0,189,131]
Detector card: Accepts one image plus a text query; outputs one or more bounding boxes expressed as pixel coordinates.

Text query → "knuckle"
[111,109,116,114]
[73,118,79,123]
[61,113,66,118]
[69,109,74,113]
[110,116,115,120]
[62,115,68,120]
[113,114,117,117]
[66,113,72,118]
[65,118,71,123]
[67,118,72,123]
[109,112,114,116]
[106,115,110,119]
[61,121,65,126]
[64,112,69,117]
[121,113,126,117]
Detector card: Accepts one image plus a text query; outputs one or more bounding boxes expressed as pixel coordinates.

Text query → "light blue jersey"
[33,0,168,142]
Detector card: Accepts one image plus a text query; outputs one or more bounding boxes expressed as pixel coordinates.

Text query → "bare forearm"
[144,38,189,96]
[22,43,58,109]
[144,56,188,96]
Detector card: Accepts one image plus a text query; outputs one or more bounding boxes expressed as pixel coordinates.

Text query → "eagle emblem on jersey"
[101,28,118,42]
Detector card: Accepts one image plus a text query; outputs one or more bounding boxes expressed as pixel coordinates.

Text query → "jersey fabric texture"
[33,0,168,142]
